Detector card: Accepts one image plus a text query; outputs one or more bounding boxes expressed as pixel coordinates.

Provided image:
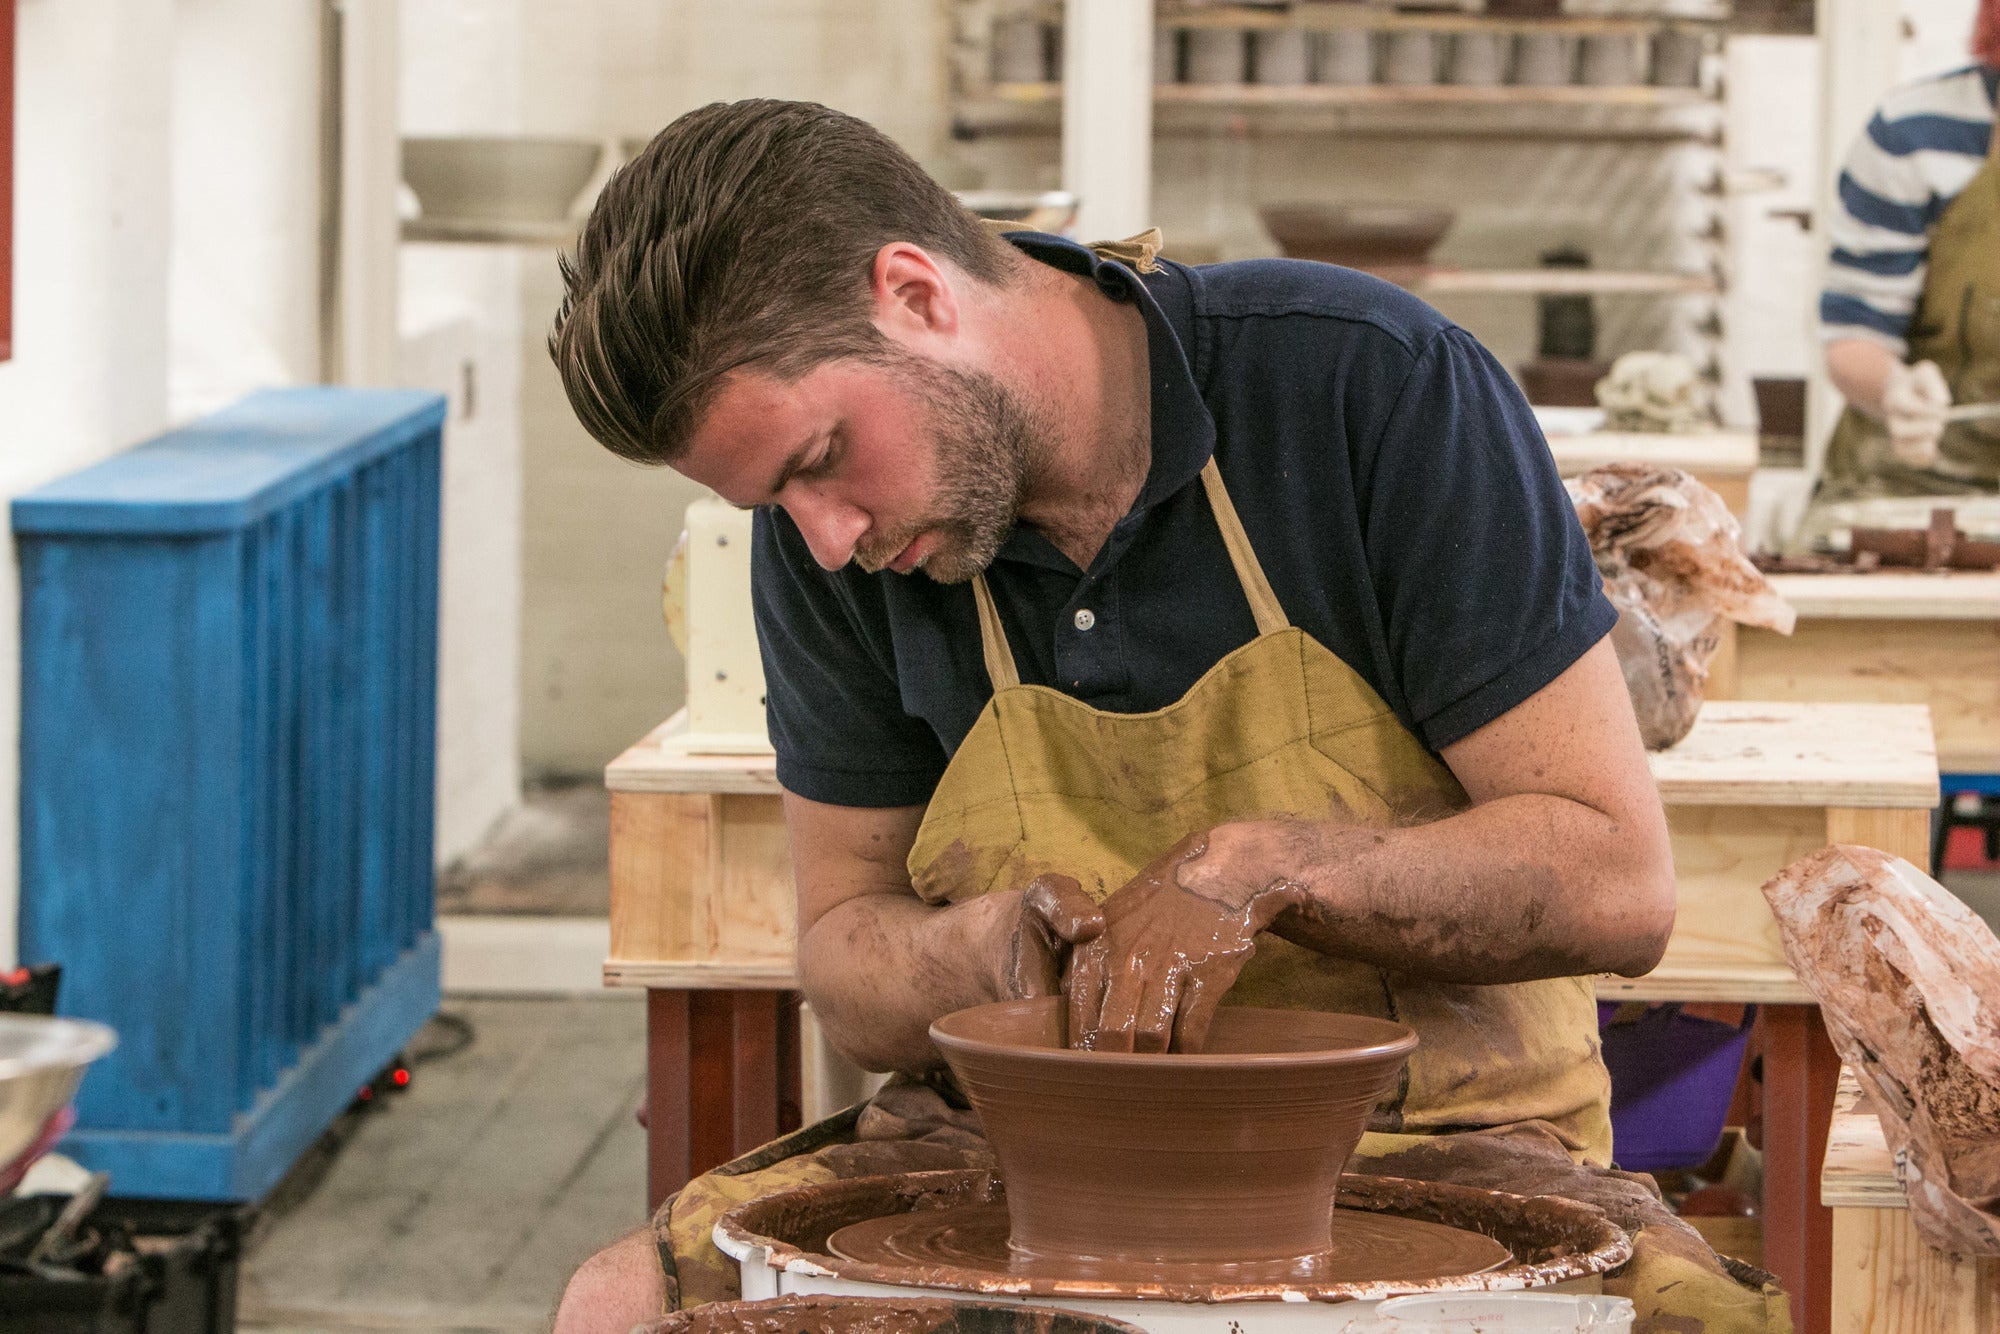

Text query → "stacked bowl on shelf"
[993,2,1713,92]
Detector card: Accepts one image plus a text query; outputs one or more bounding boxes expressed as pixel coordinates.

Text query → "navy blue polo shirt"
[751,234,1615,808]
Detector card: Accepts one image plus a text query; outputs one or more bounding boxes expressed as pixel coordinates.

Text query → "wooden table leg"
[1763,1003,1841,1334]
[645,987,802,1213]
[729,990,780,1156]
[646,989,692,1212]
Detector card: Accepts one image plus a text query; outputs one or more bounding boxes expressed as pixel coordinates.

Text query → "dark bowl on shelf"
[1258,203,1456,276]
[1518,356,1614,409]
[1485,0,1566,17]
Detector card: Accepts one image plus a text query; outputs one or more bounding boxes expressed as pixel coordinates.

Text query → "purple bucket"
[1597,1002,1756,1174]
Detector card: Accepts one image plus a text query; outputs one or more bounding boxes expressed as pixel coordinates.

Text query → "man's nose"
[789,491,869,571]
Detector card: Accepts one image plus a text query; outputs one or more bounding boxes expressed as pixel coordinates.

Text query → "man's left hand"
[1065,824,1310,1054]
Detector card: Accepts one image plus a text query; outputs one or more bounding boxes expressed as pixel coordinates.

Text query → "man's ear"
[870,243,960,344]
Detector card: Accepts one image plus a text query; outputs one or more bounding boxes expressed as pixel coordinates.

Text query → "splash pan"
[716,1169,1631,1311]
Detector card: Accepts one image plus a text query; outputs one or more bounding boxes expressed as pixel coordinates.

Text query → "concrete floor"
[437,781,611,918]
[237,996,647,1334]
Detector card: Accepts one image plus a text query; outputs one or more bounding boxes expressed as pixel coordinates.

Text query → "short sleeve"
[751,508,949,806]
[1820,113,1938,354]
[1355,327,1617,751]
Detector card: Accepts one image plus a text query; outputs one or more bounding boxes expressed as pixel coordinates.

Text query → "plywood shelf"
[1546,429,1758,477]
[985,80,1709,107]
[611,702,1940,808]
[1647,702,1939,808]
[1595,963,1812,1005]
[1156,5,1728,38]
[1762,572,2000,622]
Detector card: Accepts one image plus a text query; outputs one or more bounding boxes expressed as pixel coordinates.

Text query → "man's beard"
[855,350,1053,584]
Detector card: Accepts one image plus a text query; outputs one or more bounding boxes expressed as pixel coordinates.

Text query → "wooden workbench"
[1823,1068,2000,1332]
[605,701,1938,1334]
[1545,429,1759,517]
[1740,572,2000,779]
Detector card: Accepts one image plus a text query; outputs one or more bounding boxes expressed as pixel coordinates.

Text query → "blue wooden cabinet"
[13,387,448,1200]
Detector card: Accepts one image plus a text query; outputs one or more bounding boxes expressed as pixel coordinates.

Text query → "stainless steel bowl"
[0,1015,117,1173]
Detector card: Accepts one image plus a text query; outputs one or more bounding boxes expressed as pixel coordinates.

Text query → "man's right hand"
[998,874,1106,1001]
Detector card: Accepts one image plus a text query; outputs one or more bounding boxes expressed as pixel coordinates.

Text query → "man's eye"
[804,436,840,478]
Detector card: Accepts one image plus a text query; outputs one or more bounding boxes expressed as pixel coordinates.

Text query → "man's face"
[678,346,1052,583]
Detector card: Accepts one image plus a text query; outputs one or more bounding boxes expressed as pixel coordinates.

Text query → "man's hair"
[1977,0,2000,68]
[549,99,1016,465]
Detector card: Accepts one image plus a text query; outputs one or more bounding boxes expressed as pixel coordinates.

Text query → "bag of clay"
[1566,463,1795,749]
[1762,845,2000,1255]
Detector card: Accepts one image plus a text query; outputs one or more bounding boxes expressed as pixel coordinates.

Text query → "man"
[548,101,1776,1334]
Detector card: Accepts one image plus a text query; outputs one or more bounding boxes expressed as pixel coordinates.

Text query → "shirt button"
[1073,608,1097,632]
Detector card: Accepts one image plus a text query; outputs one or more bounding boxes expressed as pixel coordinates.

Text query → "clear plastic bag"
[1567,464,1795,749]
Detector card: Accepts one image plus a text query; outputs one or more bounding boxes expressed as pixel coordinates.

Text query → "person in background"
[1802,0,2000,547]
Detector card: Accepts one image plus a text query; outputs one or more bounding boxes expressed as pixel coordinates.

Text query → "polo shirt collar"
[993,232,1216,571]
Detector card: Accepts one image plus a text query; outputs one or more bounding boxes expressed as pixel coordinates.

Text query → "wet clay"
[1062,832,1305,1054]
[1764,845,2000,1253]
[929,998,1418,1265]
[642,1295,1145,1334]
[825,1200,1510,1285]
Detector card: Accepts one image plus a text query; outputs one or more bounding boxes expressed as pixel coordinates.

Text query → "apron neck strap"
[971,574,1021,693]
[1198,459,1290,636]
[969,459,1290,693]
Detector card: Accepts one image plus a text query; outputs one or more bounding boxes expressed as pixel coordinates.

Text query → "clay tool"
[1944,401,2000,424]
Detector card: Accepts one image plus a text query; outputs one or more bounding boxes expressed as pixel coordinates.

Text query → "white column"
[334,0,401,386]
[1061,0,1153,242]
[1805,0,1905,473]
[0,0,177,968]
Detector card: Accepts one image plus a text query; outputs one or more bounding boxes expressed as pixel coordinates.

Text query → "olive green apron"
[1797,109,2000,550]
[650,234,1786,1333]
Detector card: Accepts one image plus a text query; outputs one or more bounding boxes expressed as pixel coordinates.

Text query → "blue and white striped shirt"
[1821,64,1999,354]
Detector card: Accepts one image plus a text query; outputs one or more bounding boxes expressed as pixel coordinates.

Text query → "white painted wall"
[168,0,324,421]
[397,2,534,863]
[0,0,178,967]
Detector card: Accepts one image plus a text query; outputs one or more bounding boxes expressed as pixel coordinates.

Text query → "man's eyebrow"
[733,434,818,511]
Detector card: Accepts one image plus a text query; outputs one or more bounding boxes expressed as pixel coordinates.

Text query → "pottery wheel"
[826,1202,1511,1286]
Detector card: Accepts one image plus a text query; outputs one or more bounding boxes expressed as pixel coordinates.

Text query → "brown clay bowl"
[642,1295,1147,1334]
[930,998,1418,1266]
[1518,356,1613,409]
[1257,204,1456,275]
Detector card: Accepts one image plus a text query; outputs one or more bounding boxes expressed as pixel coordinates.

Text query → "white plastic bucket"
[1348,1293,1635,1333]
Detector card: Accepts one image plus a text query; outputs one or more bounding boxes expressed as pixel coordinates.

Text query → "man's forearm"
[797,890,1011,1074]
[1253,794,1675,982]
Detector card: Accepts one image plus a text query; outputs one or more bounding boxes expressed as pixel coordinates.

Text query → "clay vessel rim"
[930,998,1419,1068]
